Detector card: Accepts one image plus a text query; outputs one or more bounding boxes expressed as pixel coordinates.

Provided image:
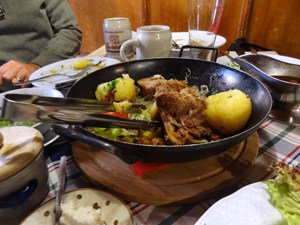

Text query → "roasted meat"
[138,76,214,145]
[137,75,168,100]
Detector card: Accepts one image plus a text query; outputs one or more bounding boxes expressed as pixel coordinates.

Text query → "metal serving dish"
[234,54,300,126]
[54,58,272,164]
[234,54,300,108]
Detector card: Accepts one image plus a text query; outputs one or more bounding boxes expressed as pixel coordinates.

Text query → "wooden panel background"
[68,0,145,55]
[68,0,300,58]
[246,0,300,58]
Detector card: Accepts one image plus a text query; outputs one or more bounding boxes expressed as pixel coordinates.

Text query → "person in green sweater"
[0,0,82,89]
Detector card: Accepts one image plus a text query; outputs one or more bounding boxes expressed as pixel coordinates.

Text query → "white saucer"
[21,188,134,225]
[171,32,226,57]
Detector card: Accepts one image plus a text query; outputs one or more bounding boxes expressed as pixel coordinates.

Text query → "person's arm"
[0,0,82,86]
[30,0,82,67]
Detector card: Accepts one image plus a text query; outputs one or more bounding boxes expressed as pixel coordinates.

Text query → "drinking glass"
[188,0,226,60]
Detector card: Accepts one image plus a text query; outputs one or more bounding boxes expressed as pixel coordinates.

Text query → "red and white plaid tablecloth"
[43,118,300,225]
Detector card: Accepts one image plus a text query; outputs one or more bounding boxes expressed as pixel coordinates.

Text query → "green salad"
[0,117,35,128]
[226,62,241,69]
[264,162,300,225]
[88,99,165,145]
[89,104,154,143]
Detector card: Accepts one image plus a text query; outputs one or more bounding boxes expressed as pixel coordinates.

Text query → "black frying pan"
[57,58,272,163]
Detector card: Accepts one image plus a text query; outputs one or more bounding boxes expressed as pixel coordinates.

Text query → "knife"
[55,156,67,225]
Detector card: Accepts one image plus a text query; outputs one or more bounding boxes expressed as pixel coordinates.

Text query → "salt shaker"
[103,17,133,60]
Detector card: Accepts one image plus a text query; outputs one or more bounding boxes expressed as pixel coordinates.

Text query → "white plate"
[0,87,64,147]
[0,87,63,107]
[265,54,300,65]
[195,182,285,225]
[172,32,227,49]
[217,53,300,68]
[29,56,120,88]
[132,31,226,58]
[21,188,134,225]
[171,32,226,57]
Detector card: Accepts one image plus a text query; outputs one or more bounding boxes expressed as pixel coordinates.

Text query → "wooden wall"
[68,0,145,55]
[68,0,300,58]
[246,0,300,58]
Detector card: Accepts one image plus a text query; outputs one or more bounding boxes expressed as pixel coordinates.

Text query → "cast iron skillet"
[57,58,272,164]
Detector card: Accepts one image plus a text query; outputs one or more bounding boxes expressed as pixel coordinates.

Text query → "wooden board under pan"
[72,132,259,206]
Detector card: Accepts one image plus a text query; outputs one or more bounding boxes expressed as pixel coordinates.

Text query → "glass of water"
[187,0,226,60]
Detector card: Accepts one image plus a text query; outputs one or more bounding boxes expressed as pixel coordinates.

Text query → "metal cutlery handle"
[47,110,160,130]
[14,64,93,86]
[2,93,161,130]
[3,93,115,109]
[55,79,78,89]
[55,156,67,225]
[14,73,66,86]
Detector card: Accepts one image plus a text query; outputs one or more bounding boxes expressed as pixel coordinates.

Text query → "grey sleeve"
[31,0,82,66]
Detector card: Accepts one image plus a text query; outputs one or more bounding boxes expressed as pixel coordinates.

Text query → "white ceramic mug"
[120,25,172,61]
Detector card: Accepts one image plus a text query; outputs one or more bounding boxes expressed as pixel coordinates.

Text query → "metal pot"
[0,127,49,225]
[58,58,272,164]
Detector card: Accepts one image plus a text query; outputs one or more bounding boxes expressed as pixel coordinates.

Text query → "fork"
[14,61,101,86]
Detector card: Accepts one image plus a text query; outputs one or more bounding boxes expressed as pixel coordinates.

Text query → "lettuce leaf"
[264,162,300,225]
[88,127,138,143]
[0,117,35,128]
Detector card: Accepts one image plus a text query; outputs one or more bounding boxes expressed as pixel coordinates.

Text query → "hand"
[0,60,41,87]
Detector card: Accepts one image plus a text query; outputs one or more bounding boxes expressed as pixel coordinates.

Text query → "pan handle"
[51,125,139,164]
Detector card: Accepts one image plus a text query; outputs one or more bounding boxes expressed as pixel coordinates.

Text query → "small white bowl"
[0,88,64,147]
[0,87,63,107]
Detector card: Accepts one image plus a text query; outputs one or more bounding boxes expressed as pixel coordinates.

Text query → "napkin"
[130,161,170,176]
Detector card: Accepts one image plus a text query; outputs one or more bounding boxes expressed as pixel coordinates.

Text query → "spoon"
[55,156,67,225]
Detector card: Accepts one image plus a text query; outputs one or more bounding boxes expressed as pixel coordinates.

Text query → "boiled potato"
[147,101,158,120]
[113,101,132,114]
[71,59,89,70]
[204,89,252,136]
[95,74,136,102]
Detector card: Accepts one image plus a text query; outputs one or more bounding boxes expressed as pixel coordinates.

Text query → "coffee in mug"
[120,25,172,61]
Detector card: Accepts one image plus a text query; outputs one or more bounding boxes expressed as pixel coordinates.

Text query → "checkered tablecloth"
[43,118,300,225]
